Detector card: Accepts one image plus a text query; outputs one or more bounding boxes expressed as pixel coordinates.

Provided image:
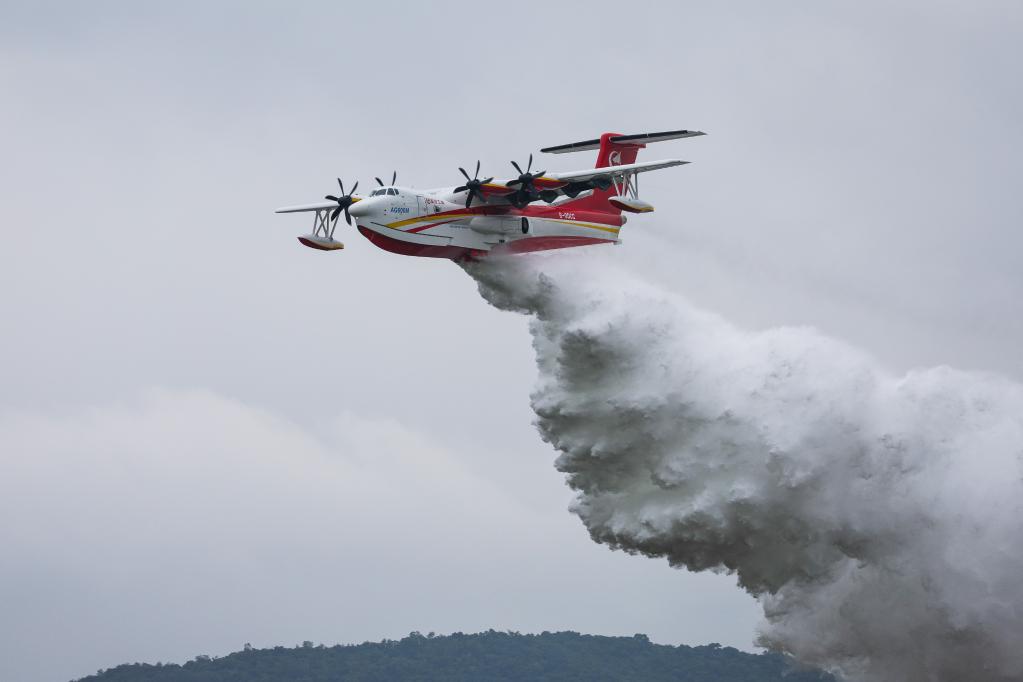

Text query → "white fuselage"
[347,185,624,257]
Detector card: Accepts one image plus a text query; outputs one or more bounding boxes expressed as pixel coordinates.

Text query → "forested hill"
[75,630,835,682]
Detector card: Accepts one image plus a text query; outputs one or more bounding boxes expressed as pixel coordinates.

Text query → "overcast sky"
[2,2,1022,681]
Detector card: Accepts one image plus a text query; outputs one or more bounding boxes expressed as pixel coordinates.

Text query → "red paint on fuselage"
[357,226,613,261]
[357,226,481,260]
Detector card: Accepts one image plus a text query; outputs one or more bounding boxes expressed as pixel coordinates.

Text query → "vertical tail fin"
[540,129,705,213]
[573,132,642,212]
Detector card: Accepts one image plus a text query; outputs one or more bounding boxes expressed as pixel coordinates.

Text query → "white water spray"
[464,253,1023,682]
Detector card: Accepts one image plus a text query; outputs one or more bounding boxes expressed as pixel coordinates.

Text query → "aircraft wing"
[275,198,364,214]
[480,159,688,195]
[479,159,691,206]
[548,159,689,184]
[477,182,517,198]
[275,201,338,214]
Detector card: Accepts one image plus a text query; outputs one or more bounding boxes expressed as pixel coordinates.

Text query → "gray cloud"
[0,389,756,681]
[1,2,1020,681]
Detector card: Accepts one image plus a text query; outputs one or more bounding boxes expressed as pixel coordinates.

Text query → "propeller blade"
[326,195,339,202]
[337,178,344,194]
[454,185,468,193]
[344,207,352,225]
[376,177,384,186]
[459,167,471,181]
[474,160,480,179]
[527,153,533,172]
[350,181,358,194]
[391,171,397,185]
[465,193,473,209]
[506,179,522,187]
[330,206,342,222]
[511,160,523,174]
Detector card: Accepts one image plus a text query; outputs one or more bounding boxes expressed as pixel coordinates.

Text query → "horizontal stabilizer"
[540,138,604,154]
[542,129,705,154]
[609,130,706,145]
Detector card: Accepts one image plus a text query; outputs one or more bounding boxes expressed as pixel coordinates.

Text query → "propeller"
[375,171,397,187]
[453,160,494,209]
[325,178,359,225]
[507,154,546,189]
[506,154,548,209]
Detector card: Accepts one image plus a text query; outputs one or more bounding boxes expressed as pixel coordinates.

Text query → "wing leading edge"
[548,159,689,184]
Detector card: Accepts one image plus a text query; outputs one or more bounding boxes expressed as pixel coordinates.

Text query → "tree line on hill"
[76,630,836,682]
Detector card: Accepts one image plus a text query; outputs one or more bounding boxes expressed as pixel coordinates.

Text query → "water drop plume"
[463,252,1023,682]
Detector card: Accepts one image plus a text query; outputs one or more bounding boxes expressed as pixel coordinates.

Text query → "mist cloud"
[466,252,1023,681]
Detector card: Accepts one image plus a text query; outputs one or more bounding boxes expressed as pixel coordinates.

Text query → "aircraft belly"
[361,221,452,246]
[359,213,619,258]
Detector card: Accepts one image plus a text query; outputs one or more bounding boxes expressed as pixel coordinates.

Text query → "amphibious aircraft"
[275,128,704,260]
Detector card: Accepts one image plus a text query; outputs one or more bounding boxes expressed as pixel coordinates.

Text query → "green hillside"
[75,631,835,682]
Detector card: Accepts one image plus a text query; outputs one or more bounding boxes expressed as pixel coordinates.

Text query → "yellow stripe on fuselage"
[546,219,621,235]
[385,214,470,229]
[383,214,620,235]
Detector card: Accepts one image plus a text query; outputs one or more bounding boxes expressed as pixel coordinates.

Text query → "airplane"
[275,128,705,261]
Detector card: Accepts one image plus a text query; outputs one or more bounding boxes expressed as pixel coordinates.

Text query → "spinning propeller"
[325,178,359,225]
[506,154,546,207]
[454,160,494,209]
[375,171,398,187]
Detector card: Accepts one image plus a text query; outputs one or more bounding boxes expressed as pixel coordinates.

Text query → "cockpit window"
[370,188,386,197]
[387,188,398,195]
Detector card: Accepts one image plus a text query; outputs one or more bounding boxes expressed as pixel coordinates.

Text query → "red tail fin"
[540,129,705,214]
[564,133,644,213]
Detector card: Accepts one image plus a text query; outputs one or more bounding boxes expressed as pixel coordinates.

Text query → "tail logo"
[608,150,623,166]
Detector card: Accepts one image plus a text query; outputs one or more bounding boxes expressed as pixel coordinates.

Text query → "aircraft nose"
[348,198,374,218]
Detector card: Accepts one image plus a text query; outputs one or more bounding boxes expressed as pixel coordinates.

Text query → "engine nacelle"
[467,216,520,235]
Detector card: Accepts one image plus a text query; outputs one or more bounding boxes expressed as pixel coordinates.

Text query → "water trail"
[463,252,1023,681]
